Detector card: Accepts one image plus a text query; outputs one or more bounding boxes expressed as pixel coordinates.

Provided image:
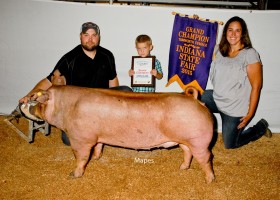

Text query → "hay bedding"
[0,116,279,200]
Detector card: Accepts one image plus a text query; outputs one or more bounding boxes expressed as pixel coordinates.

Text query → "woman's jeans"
[201,90,267,149]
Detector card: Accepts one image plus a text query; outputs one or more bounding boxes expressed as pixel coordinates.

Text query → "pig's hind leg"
[190,142,215,183]
[70,143,93,178]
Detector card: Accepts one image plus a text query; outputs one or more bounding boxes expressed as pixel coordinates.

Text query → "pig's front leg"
[91,143,103,160]
[179,144,193,170]
[70,144,93,178]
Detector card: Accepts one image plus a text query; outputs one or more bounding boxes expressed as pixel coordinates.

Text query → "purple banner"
[166,14,218,94]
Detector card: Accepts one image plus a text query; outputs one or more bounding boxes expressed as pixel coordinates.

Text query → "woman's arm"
[238,61,263,129]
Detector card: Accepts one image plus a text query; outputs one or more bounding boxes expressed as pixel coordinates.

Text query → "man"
[19,22,131,145]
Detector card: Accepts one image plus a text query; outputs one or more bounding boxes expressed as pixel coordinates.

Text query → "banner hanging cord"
[172,12,224,25]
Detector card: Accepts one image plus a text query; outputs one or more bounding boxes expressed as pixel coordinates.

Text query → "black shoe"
[258,118,269,128]
[256,119,270,137]
[61,131,71,146]
[264,128,272,138]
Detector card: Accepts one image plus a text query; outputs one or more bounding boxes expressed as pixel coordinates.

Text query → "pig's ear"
[51,69,66,85]
[51,75,66,86]
[36,91,49,103]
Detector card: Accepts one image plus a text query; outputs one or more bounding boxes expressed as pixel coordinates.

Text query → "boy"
[128,34,163,92]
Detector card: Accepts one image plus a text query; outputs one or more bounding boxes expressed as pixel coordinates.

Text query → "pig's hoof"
[179,163,190,170]
[68,172,76,179]
[19,101,43,122]
[92,154,102,160]
[205,174,215,184]
[92,156,100,160]
[69,171,82,179]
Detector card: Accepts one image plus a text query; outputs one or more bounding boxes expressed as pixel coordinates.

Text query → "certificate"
[131,56,155,87]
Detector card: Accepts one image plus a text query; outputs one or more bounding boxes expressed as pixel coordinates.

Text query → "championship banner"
[166,13,220,94]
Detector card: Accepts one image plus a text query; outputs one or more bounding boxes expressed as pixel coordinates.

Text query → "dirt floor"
[0,116,279,200]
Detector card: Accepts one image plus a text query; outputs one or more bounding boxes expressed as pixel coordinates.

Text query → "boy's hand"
[151,69,163,80]
[150,69,157,76]
[128,69,135,77]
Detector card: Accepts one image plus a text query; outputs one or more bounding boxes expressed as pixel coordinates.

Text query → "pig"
[20,85,215,183]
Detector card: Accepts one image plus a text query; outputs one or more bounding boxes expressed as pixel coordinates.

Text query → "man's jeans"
[201,90,267,149]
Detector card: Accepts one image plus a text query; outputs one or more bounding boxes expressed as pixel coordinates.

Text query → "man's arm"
[109,77,119,88]
[19,78,53,104]
[19,69,66,104]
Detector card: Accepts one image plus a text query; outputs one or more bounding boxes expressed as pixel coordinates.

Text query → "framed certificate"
[131,56,155,87]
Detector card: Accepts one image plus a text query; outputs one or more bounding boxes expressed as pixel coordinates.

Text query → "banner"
[166,14,219,94]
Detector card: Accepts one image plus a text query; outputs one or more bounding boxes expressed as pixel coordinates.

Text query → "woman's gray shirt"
[210,48,261,117]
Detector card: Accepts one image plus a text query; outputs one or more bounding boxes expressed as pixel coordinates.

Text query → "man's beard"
[81,43,98,51]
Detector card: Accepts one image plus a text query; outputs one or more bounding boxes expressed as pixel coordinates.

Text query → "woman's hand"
[238,114,253,129]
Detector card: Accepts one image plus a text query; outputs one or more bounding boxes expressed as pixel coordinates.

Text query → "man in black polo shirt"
[19,22,131,145]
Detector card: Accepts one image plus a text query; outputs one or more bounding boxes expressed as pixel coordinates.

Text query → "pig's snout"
[19,101,44,122]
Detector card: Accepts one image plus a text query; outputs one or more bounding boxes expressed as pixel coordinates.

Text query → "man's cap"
[81,22,100,34]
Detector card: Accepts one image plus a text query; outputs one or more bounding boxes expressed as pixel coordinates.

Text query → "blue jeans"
[201,90,267,149]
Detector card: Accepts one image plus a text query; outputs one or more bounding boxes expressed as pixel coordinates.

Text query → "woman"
[201,16,271,149]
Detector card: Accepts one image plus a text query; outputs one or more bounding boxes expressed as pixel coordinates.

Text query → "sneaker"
[256,119,272,138]
[19,101,44,122]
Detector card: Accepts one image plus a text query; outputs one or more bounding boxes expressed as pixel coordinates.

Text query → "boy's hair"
[135,34,152,45]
